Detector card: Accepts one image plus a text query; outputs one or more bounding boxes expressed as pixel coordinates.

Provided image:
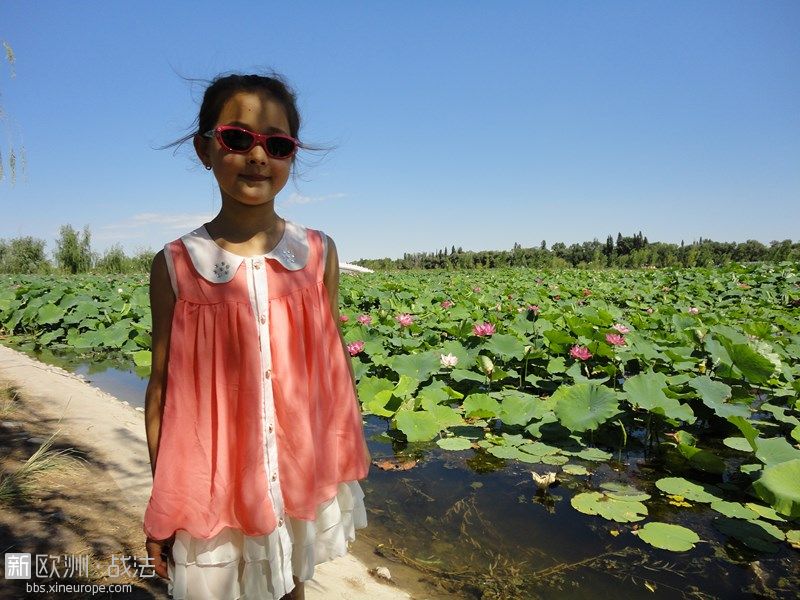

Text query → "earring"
[205,164,212,171]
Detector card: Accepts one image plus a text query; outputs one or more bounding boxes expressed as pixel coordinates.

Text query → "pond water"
[11,344,799,599]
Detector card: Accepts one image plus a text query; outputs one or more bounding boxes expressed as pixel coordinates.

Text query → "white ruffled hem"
[166,481,367,600]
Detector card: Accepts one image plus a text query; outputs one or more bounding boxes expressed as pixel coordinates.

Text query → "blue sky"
[0,1,798,262]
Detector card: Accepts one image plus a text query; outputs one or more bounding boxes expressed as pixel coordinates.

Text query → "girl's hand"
[145,534,175,580]
[363,438,372,473]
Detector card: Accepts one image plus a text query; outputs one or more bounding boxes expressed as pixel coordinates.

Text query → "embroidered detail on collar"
[181,220,310,283]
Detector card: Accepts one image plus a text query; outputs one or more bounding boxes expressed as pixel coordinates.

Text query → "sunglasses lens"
[219,128,255,151]
[266,137,296,158]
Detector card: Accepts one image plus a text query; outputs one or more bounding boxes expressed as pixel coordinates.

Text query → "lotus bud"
[479,355,494,376]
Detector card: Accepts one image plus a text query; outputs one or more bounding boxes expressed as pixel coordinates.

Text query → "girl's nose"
[247,143,269,165]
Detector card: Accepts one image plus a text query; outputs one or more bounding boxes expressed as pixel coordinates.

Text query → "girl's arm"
[323,235,372,471]
[144,250,177,580]
[145,250,176,479]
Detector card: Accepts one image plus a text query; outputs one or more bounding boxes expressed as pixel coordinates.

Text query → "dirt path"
[0,344,416,600]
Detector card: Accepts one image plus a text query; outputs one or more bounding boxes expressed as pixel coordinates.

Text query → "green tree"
[95,244,127,274]
[0,236,49,273]
[55,224,93,273]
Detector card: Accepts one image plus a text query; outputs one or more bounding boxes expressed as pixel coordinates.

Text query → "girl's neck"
[206,201,285,252]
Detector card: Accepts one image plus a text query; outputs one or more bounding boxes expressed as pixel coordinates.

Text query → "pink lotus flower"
[441,300,454,309]
[612,323,629,334]
[688,307,699,315]
[582,288,592,297]
[528,305,540,314]
[645,307,654,314]
[570,345,592,361]
[357,314,372,325]
[605,333,626,347]
[472,286,482,293]
[472,322,496,337]
[440,353,458,368]
[346,341,365,356]
[339,315,349,323]
[395,313,414,327]
[554,295,561,301]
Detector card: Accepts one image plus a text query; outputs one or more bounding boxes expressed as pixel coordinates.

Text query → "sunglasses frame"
[202,125,299,159]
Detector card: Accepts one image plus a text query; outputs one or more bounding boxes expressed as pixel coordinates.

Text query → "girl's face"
[195,91,293,209]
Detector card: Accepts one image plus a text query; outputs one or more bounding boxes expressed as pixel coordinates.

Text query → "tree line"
[2,228,798,275]
[355,232,800,270]
[0,225,154,274]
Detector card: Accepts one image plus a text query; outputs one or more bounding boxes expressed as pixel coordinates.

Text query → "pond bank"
[0,343,421,600]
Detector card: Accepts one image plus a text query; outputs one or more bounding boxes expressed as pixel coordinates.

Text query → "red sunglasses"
[203,125,299,159]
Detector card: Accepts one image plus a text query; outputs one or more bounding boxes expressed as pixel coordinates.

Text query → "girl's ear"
[193,134,211,168]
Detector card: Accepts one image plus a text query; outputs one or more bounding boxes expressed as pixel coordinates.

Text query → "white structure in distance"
[340,262,373,274]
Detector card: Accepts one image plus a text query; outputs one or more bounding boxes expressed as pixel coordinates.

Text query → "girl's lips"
[240,174,269,181]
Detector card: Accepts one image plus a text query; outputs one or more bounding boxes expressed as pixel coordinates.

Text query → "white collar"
[181,220,309,283]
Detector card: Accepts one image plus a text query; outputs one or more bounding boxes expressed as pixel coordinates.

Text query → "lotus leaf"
[484,333,527,360]
[389,351,441,382]
[576,447,612,462]
[37,303,65,325]
[570,491,647,522]
[754,437,800,467]
[740,464,762,474]
[132,350,151,367]
[655,477,720,503]
[393,375,420,398]
[562,464,590,476]
[726,416,759,451]
[552,383,620,433]
[787,530,800,549]
[541,454,569,466]
[623,371,695,423]
[721,340,777,384]
[450,368,486,383]
[752,458,800,518]
[713,517,784,553]
[709,501,760,520]
[689,375,748,418]
[636,522,700,552]
[463,394,501,419]
[436,437,473,451]
[421,402,464,429]
[501,433,527,446]
[498,391,540,426]
[395,409,441,442]
[487,445,541,463]
[744,503,786,522]
[600,482,651,502]
[723,437,754,452]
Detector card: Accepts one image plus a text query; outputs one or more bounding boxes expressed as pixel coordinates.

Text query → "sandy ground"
[0,343,418,600]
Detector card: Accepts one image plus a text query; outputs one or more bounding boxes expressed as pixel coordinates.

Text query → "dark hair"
[165,71,302,151]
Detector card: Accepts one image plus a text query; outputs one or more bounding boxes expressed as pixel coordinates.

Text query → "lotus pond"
[2,263,799,598]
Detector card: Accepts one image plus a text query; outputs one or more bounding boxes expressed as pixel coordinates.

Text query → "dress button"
[268,423,274,433]
[271,473,277,482]
[254,262,261,270]
[265,369,271,379]
[278,518,284,527]
[260,314,266,324]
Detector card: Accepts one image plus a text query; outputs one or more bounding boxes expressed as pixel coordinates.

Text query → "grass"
[0,384,20,418]
[0,385,86,505]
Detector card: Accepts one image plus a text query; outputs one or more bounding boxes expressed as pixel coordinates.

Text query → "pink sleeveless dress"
[142,220,370,599]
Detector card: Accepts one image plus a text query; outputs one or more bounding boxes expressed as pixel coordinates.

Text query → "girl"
[143,73,371,600]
